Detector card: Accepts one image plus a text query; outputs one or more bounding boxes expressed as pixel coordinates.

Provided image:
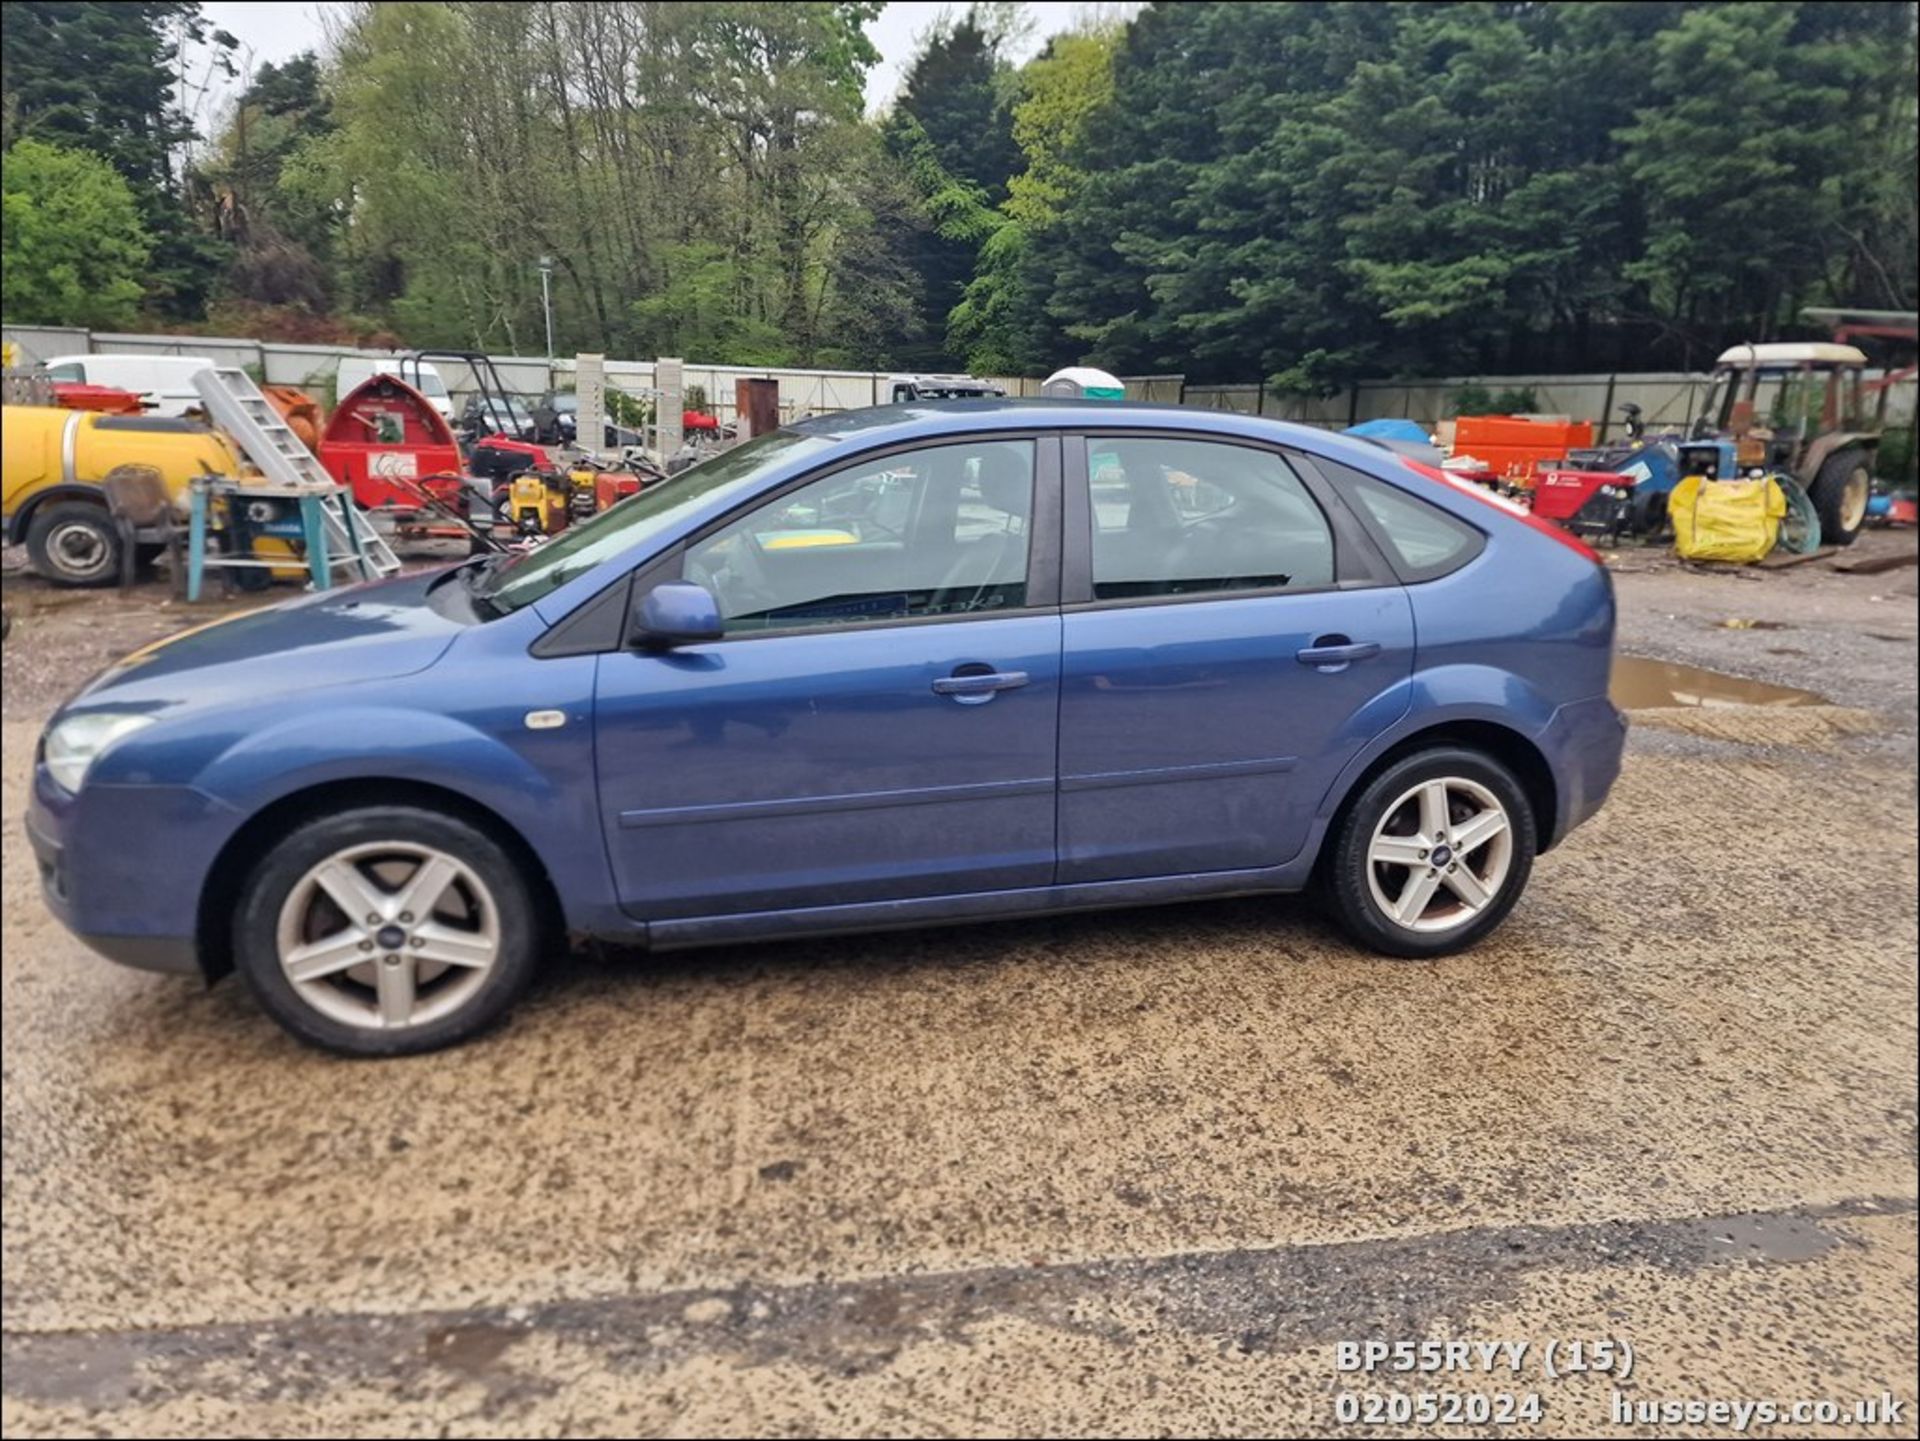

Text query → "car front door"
[1057,434,1415,884]
[594,435,1062,921]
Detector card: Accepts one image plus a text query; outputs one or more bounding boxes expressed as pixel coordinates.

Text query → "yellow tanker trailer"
[3,405,249,586]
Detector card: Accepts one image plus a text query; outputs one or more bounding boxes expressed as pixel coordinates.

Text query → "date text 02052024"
[1334,1339,1633,1378]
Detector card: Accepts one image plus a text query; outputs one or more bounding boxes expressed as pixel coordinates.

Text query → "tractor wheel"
[25,502,121,588]
[1631,485,1672,539]
[1807,448,1872,548]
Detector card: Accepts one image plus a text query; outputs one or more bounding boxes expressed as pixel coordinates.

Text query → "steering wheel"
[687,531,779,620]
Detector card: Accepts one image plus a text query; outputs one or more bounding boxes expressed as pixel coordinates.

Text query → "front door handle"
[1296,637,1381,670]
[932,669,1030,700]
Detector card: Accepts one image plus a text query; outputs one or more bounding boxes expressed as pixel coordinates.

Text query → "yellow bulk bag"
[1669,473,1787,564]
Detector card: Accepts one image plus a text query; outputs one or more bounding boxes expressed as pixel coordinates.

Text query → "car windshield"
[475,430,837,615]
[470,395,534,423]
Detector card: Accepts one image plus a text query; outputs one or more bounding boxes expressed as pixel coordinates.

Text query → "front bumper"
[26,767,242,978]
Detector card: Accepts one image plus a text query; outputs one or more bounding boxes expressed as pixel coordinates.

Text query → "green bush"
[1,139,151,328]
[605,387,653,429]
[1450,383,1541,416]
[1449,383,1495,417]
[1874,427,1914,483]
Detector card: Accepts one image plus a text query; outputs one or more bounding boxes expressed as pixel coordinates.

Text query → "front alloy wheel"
[276,842,500,1030]
[235,806,541,1055]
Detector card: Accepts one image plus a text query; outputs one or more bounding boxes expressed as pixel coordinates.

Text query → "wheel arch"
[8,484,111,545]
[1320,719,1559,867]
[1800,431,1878,482]
[195,777,566,982]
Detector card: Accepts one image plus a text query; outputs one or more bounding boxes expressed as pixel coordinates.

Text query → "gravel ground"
[2,530,1915,1438]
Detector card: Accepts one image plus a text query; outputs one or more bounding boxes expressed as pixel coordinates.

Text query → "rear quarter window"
[1321,460,1485,582]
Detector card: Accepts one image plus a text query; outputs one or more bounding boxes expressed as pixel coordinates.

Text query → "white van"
[38,354,217,418]
[335,356,456,423]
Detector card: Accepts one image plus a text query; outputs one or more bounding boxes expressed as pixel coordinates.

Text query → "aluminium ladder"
[191,366,401,580]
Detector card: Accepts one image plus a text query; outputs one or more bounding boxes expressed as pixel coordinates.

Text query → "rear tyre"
[233,806,544,1056]
[25,502,120,588]
[1319,747,1537,959]
[1630,484,1671,539]
[1807,447,1871,548]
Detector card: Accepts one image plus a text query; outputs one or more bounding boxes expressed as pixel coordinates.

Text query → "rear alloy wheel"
[235,807,542,1055]
[1807,447,1872,548]
[25,502,120,588]
[1321,747,1536,958]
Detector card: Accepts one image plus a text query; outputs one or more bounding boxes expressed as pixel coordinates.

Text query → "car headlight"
[43,713,156,793]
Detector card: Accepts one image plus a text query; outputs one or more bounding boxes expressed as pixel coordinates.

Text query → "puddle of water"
[1610,655,1827,710]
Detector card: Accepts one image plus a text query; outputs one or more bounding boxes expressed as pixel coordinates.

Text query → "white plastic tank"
[1040,367,1126,400]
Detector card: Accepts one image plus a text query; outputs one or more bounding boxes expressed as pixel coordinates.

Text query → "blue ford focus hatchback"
[27,402,1626,1054]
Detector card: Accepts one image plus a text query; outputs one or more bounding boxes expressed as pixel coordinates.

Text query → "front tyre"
[234,806,543,1056]
[1320,747,1537,958]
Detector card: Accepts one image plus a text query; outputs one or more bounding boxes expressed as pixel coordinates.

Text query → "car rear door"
[1056,433,1414,884]
[593,434,1063,921]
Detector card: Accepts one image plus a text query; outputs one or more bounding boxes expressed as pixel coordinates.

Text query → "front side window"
[44,363,85,383]
[685,439,1035,633]
[1086,438,1334,600]
[477,429,837,615]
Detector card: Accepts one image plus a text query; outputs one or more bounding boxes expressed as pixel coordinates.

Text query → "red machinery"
[1531,467,1638,543]
[317,373,479,540]
[51,382,144,414]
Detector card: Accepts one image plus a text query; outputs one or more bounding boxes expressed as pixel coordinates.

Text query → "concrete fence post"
[656,358,684,457]
[577,353,606,459]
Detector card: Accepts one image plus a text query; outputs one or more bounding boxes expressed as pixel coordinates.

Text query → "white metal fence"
[7,323,1913,450]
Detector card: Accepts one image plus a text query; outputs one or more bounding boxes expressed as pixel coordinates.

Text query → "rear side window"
[1327,462,1484,581]
[1086,438,1335,600]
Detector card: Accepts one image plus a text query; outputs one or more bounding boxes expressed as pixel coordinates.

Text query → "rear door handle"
[1296,639,1381,669]
[932,670,1029,698]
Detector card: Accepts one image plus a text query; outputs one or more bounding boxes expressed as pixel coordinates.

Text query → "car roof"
[786,397,1326,442]
[1713,342,1868,367]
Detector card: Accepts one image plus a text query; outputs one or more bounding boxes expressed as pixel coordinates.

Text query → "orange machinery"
[1451,415,1594,485]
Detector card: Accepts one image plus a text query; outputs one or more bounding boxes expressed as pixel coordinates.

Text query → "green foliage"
[3,1,236,318]
[302,1,905,367]
[4,0,1911,392]
[952,24,1120,375]
[1450,383,1540,417]
[196,53,339,310]
[888,6,1021,200]
[1617,2,1920,366]
[605,386,652,430]
[1034,0,1916,387]
[881,5,1023,367]
[1874,427,1913,482]
[0,138,151,327]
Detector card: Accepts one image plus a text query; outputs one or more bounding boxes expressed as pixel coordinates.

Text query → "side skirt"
[640,860,1317,951]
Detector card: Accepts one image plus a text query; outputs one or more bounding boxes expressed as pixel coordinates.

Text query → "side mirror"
[633,580,723,647]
